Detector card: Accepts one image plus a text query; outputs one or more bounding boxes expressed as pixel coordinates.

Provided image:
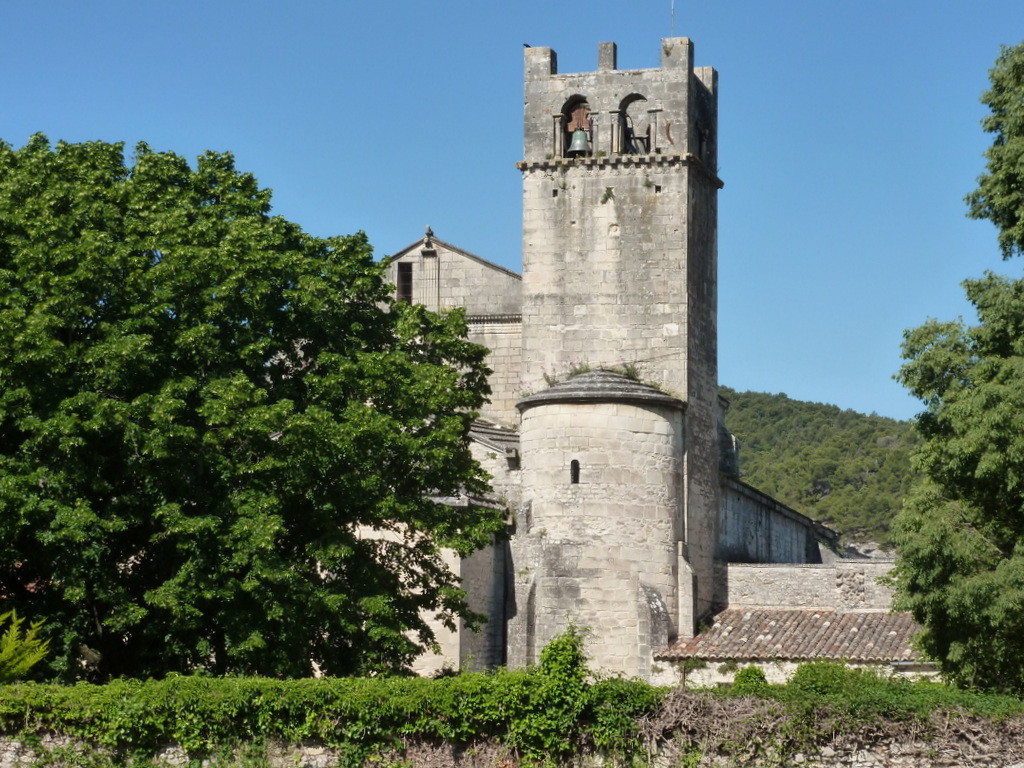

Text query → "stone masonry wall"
[682,108,720,625]
[520,158,693,393]
[410,541,508,676]
[385,239,523,426]
[6,728,1024,768]
[520,39,708,397]
[718,478,820,563]
[685,658,940,689]
[412,442,520,675]
[467,317,522,426]
[726,560,896,612]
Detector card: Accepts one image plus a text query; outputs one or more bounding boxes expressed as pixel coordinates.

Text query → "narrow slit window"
[396,262,413,303]
[570,460,580,484]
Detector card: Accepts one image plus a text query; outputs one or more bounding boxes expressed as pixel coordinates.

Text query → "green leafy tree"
[893,41,1024,692]
[0,135,502,680]
[894,276,1024,691]
[966,41,1024,259]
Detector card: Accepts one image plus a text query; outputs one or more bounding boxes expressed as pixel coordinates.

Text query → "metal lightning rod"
[671,0,676,36]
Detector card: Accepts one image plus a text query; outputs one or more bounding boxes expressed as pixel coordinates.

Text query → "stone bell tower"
[510,38,722,677]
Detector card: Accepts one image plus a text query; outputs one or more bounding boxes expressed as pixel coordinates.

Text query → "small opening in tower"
[552,188,559,197]
[654,185,662,193]
[570,460,580,484]
[396,262,413,303]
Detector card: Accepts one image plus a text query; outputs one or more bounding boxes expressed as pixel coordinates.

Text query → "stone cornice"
[465,314,522,324]
[516,153,724,189]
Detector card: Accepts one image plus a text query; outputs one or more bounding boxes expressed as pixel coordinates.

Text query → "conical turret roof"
[517,369,684,411]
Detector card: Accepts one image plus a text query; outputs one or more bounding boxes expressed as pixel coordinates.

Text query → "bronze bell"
[566,129,592,157]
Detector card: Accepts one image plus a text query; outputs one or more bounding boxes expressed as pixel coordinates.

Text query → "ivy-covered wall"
[2,656,1024,767]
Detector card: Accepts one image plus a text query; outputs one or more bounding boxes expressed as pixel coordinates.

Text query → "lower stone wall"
[682,659,938,688]
[641,692,1024,768]
[690,731,1024,767]
[5,723,1024,768]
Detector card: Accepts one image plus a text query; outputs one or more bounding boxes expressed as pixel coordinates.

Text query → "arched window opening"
[561,96,592,158]
[618,94,649,154]
[570,459,580,484]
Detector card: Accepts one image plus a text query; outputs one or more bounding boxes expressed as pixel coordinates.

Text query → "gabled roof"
[387,232,522,281]
[656,609,920,663]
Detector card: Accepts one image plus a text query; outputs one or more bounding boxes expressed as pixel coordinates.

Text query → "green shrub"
[0,611,48,683]
[731,665,769,696]
[770,662,1024,724]
[787,661,857,697]
[587,676,664,754]
[505,623,589,762]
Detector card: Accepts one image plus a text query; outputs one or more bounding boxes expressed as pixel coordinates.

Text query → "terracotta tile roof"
[655,609,920,663]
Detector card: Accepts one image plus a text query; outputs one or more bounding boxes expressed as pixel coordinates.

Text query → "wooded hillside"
[720,387,918,544]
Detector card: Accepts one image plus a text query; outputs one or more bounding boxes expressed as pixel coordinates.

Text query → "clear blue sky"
[2,1,1021,420]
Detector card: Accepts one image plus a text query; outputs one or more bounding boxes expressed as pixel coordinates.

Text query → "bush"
[0,629,664,766]
[505,624,589,761]
[787,661,857,697]
[731,665,769,696]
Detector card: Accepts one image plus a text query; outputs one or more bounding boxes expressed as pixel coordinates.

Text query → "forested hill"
[719,387,919,544]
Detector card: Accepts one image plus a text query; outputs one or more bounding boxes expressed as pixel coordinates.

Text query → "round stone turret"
[511,370,685,678]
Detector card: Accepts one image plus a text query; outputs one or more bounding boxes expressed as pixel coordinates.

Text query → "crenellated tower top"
[521,39,717,174]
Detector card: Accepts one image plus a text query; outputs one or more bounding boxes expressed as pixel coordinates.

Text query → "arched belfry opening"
[616,94,651,154]
[560,95,592,157]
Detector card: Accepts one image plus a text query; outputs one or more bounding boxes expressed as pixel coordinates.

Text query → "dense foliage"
[892,41,1024,693]
[0,630,662,767]
[720,387,917,543]
[0,657,1022,768]
[0,135,502,680]
[893,274,1024,691]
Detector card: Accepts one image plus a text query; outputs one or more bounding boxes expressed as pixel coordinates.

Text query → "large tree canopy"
[893,41,1024,692]
[894,275,1024,691]
[0,135,502,680]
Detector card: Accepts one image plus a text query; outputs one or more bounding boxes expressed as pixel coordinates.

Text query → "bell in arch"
[566,129,592,157]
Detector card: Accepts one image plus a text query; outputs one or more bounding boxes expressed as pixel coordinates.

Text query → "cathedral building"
[385,39,919,685]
